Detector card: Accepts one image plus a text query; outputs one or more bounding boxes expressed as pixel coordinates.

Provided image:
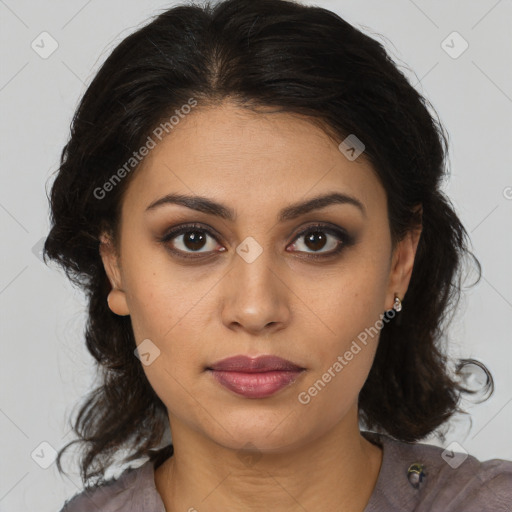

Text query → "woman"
[45,0,512,510]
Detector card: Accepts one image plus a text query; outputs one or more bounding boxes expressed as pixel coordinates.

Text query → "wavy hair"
[43,0,492,487]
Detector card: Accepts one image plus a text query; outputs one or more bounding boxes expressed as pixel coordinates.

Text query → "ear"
[385,206,423,310]
[99,232,130,316]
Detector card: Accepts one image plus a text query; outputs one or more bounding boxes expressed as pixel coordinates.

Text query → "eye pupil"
[184,230,206,251]
[304,231,327,251]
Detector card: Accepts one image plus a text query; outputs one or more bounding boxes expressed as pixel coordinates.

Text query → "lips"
[207,355,304,372]
[206,355,306,399]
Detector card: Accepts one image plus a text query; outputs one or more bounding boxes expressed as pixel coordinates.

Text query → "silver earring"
[393,295,402,312]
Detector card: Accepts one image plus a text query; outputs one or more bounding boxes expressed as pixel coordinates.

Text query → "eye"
[159,222,354,260]
[159,223,223,258]
[287,223,353,258]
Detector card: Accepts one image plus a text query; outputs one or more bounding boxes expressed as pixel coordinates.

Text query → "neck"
[154,405,383,512]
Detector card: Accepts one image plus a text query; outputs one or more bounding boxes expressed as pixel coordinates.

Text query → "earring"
[393,295,402,312]
[106,288,130,316]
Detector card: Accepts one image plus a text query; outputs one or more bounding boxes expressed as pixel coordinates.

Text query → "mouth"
[206,355,306,399]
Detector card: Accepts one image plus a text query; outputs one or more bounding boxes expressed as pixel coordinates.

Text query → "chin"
[203,411,310,454]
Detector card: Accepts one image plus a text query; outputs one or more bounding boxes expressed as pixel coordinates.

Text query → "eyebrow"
[145,191,366,221]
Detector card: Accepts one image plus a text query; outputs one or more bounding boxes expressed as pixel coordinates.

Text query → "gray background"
[1,0,511,510]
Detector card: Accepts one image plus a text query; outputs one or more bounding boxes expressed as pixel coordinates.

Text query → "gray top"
[59,431,512,511]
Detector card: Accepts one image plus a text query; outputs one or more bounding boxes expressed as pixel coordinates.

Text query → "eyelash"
[158,222,355,261]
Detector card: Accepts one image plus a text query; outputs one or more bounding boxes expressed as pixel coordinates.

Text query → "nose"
[220,246,291,336]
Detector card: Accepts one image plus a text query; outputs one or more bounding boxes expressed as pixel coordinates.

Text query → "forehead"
[121,101,386,219]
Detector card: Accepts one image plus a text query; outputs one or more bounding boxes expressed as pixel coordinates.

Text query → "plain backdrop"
[1,0,511,510]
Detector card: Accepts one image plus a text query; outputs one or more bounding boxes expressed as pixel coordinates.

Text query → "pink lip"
[206,355,306,399]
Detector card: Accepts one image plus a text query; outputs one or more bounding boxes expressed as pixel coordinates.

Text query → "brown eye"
[160,224,221,257]
[303,230,329,251]
[159,222,353,261]
[180,230,208,251]
[288,224,351,257]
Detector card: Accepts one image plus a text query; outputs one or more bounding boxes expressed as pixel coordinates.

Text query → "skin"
[100,100,422,512]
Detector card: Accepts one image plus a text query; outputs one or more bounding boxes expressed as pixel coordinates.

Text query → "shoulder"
[58,459,158,512]
[362,430,512,512]
[404,438,512,510]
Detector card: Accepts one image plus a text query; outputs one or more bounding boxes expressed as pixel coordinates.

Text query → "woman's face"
[101,101,419,453]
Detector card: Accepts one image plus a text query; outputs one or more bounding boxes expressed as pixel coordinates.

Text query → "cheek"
[293,342,376,445]
[121,246,192,339]
[295,246,390,401]
[294,269,386,419]
[302,252,390,348]
[122,256,214,378]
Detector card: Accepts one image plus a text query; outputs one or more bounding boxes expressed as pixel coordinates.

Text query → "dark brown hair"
[44,0,493,487]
